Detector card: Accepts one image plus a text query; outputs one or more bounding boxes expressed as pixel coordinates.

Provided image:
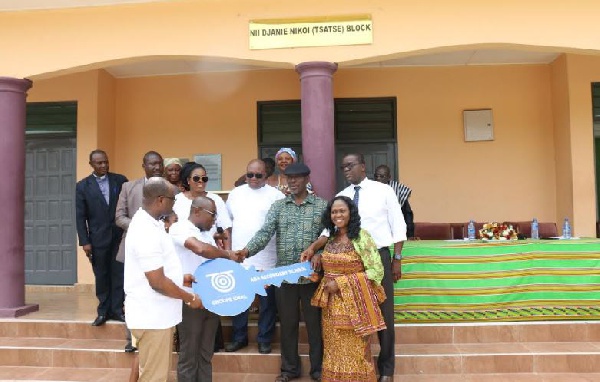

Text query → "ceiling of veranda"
[102,50,560,78]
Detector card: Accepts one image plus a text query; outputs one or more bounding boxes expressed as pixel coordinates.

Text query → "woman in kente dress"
[311,196,386,382]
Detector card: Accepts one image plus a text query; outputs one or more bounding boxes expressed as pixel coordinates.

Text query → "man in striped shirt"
[374,164,414,238]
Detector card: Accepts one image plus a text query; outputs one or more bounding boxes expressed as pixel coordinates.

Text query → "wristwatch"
[393,253,403,261]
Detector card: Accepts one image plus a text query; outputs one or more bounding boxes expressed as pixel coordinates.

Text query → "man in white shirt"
[124,177,203,382]
[225,159,285,355]
[169,195,244,382]
[303,153,406,382]
[117,150,165,352]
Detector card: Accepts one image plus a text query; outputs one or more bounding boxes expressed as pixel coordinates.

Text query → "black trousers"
[177,304,220,382]
[377,247,396,376]
[91,239,124,317]
[274,282,322,379]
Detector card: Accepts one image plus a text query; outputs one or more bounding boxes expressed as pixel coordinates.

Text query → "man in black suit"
[76,149,128,326]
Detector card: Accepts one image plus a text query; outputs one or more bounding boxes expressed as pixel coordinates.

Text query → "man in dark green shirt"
[241,163,327,382]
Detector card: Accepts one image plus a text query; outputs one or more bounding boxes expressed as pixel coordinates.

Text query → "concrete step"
[0,366,323,381]
[3,319,600,344]
[3,320,600,378]
[1,367,600,382]
[3,336,600,375]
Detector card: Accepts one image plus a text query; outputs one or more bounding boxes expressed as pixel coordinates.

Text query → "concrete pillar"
[0,77,38,317]
[295,62,338,200]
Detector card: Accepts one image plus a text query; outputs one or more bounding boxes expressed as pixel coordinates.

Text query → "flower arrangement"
[479,222,518,240]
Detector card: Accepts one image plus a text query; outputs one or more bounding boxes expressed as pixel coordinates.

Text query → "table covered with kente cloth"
[395,239,600,323]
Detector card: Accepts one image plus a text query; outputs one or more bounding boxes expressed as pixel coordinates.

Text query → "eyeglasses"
[160,195,176,201]
[191,175,209,183]
[339,162,359,171]
[246,172,264,179]
[200,208,217,217]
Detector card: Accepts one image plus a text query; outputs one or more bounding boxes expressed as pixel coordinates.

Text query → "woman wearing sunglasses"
[172,162,232,246]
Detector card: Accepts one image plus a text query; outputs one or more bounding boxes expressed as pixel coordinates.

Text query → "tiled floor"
[23,286,98,323]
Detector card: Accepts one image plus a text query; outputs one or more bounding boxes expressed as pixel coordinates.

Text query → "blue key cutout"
[192,258,312,316]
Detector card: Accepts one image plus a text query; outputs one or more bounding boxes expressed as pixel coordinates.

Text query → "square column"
[0,77,39,317]
[295,62,338,200]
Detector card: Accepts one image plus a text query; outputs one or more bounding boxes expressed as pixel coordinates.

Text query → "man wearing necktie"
[303,153,406,382]
[76,150,128,327]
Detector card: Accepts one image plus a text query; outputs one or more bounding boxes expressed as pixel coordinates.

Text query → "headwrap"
[163,158,183,168]
[275,147,297,162]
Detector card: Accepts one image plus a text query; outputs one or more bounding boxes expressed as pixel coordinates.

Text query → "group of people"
[75,147,414,382]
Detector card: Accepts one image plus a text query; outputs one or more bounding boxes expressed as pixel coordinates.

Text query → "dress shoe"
[378,376,393,382]
[111,313,126,322]
[124,342,137,353]
[225,340,248,352]
[91,315,108,326]
[310,372,322,381]
[258,342,272,354]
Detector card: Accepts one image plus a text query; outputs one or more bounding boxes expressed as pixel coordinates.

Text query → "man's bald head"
[143,177,172,199]
[246,159,267,190]
[190,195,215,211]
[247,159,265,171]
[189,196,217,230]
[142,177,176,219]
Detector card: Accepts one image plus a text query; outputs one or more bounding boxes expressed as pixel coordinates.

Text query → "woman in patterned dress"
[311,196,387,382]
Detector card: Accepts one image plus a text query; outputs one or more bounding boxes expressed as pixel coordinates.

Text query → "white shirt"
[330,178,407,248]
[124,208,183,329]
[169,219,215,293]
[173,192,232,237]
[226,184,285,271]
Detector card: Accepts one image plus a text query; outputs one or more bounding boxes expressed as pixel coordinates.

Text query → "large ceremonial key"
[192,258,312,316]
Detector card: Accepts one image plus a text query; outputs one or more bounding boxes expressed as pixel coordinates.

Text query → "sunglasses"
[191,175,209,183]
[246,172,264,179]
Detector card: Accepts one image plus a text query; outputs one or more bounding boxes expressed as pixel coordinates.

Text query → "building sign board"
[249,15,372,50]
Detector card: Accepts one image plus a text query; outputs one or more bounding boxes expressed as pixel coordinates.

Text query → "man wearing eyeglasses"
[225,159,285,355]
[169,195,244,382]
[303,153,406,382]
[124,177,204,382]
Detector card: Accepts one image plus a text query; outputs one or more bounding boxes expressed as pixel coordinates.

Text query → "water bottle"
[531,218,539,240]
[562,218,571,239]
[467,220,476,240]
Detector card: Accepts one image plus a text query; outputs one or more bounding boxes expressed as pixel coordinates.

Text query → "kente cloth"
[397,239,600,322]
[312,240,386,381]
[321,305,377,382]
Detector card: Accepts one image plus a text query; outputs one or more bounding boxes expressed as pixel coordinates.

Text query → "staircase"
[2,319,600,381]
